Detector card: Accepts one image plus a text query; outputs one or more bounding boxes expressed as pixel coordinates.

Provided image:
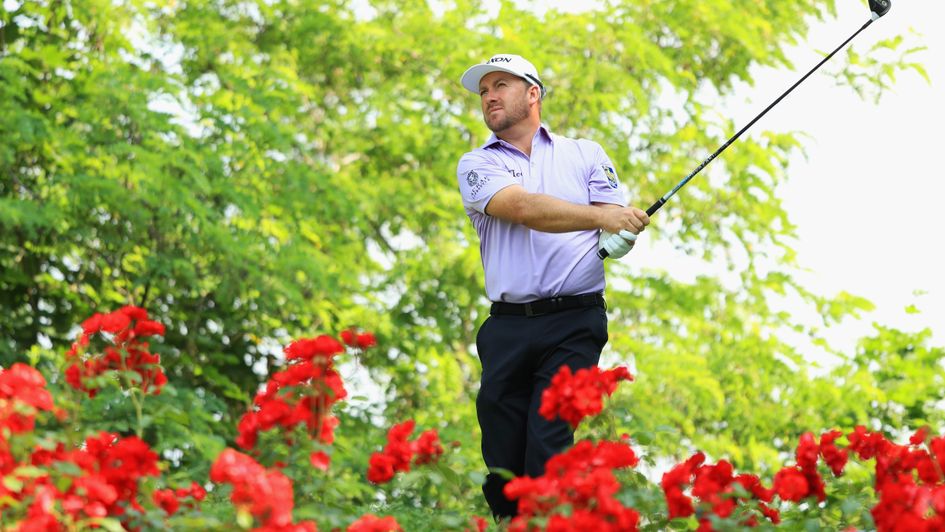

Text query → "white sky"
[760,0,945,354]
[716,0,944,355]
[538,0,944,359]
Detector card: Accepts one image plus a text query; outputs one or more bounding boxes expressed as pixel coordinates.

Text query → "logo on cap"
[488,56,513,64]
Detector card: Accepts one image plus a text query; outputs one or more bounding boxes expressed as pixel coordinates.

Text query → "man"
[456,53,649,519]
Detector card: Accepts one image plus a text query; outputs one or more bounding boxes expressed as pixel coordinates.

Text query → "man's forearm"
[517,193,612,233]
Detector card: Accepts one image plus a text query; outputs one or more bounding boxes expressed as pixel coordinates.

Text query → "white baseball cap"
[460,54,546,98]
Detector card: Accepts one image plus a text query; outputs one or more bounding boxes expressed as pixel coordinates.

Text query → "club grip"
[596,232,627,260]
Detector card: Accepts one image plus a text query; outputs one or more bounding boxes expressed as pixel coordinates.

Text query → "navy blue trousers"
[475,304,608,519]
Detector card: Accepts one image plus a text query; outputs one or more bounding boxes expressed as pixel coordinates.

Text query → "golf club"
[599,0,892,259]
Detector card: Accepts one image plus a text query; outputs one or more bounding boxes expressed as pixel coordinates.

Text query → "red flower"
[319,415,340,445]
[236,412,261,449]
[134,320,166,337]
[539,365,634,428]
[759,502,781,525]
[367,453,396,484]
[211,448,261,484]
[310,451,330,471]
[911,427,930,446]
[505,439,640,528]
[796,432,819,470]
[65,361,98,398]
[105,436,160,477]
[175,481,207,502]
[81,313,105,334]
[211,449,300,528]
[384,420,416,472]
[793,432,826,502]
[413,429,444,465]
[734,474,774,503]
[691,460,736,517]
[773,466,809,502]
[0,363,56,436]
[339,330,377,350]
[932,485,945,515]
[916,450,942,485]
[931,438,945,480]
[99,312,132,334]
[659,452,777,527]
[347,514,402,532]
[14,432,162,522]
[540,507,640,531]
[68,474,118,518]
[664,485,695,519]
[285,335,344,362]
[254,523,318,532]
[819,430,849,477]
[236,336,348,455]
[365,422,445,484]
[467,516,488,532]
[848,425,891,460]
[871,474,934,530]
[355,333,377,349]
[120,306,149,322]
[65,307,168,397]
[0,363,53,411]
[97,435,160,505]
[153,489,180,515]
[660,451,705,518]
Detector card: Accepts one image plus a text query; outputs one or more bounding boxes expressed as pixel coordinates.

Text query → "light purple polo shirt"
[456,124,627,303]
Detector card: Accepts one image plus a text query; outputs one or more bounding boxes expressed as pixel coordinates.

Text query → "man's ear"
[529,85,541,104]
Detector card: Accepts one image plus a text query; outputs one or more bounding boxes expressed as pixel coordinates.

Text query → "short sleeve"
[457,151,519,214]
[587,143,627,206]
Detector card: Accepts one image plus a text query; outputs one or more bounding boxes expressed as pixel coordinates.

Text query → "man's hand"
[597,206,650,235]
[598,230,637,259]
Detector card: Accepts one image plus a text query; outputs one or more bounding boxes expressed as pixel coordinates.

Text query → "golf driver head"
[869,0,891,19]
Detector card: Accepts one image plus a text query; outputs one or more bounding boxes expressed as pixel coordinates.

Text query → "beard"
[484,92,530,133]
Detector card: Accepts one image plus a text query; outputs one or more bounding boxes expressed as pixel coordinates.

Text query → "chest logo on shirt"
[602,165,619,189]
[466,170,479,187]
[506,167,523,179]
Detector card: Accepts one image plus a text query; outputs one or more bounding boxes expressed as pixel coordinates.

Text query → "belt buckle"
[524,302,535,317]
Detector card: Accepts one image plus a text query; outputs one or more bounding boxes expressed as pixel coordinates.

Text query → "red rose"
[773,466,809,502]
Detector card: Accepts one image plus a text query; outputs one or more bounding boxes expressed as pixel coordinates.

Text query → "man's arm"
[485,185,649,234]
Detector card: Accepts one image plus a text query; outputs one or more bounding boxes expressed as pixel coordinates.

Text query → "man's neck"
[495,120,541,157]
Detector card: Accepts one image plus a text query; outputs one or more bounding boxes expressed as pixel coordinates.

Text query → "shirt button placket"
[530,147,538,190]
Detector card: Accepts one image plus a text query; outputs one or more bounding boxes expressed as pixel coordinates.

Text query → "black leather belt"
[490,293,606,317]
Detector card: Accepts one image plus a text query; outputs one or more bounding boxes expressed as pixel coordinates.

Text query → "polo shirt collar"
[481,123,554,150]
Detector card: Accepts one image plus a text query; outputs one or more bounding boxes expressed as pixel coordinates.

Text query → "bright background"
[757,0,945,353]
[542,0,945,359]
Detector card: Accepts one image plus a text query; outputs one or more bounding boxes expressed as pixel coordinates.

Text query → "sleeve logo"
[602,165,619,189]
[466,170,480,187]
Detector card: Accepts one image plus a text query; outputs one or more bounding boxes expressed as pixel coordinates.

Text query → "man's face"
[478,72,533,133]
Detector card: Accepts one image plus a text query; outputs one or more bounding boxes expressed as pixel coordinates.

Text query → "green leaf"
[237,508,254,529]
[2,476,23,493]
[89,518,125,532]
[468,471,486,486]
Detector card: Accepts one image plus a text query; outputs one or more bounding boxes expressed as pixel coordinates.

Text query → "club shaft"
[645,18,874,217]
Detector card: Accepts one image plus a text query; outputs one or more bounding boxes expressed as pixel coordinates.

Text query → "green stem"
[118,347,145,438]
[607,406,618,439]
[128,387,144,438]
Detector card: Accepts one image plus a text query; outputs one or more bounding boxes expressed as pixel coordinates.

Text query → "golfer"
[456,53,649,519]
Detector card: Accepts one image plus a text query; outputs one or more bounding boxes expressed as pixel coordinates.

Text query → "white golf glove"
[598,230,637,259]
